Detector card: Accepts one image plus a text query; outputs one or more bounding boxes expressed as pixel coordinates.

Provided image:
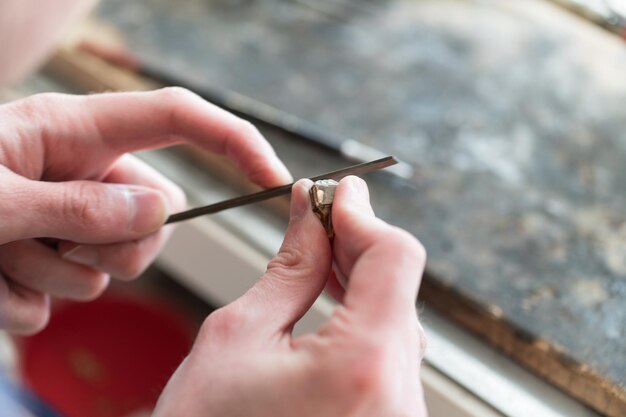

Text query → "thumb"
[8,177,167,244]
[238,179,332,336]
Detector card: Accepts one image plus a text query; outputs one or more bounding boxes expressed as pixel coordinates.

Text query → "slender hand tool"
[165,156,397,224]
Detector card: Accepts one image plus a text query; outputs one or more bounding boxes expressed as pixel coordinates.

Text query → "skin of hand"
[0,88,292,334]
[0,0,96,86]
[153,176,428,417]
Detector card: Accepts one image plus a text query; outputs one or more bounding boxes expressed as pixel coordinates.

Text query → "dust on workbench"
[92,0,625,414]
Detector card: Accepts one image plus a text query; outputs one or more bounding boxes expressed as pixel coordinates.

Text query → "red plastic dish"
[16,292,194,417]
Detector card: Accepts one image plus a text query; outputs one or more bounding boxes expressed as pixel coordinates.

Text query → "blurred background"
[1,1,625,417]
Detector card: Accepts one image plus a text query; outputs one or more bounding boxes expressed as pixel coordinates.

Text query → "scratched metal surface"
[96,0,626,393]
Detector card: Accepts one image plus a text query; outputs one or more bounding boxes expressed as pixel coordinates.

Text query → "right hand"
[154,176,428,417]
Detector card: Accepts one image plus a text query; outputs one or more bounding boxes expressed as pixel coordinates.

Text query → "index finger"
[332,176,426,328]
[6,88,291,186]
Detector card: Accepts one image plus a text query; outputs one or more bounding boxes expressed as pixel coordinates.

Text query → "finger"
[103,154,186,216]
[235,179,332,336]
[0,276,49,335]
[332,176,426,328]
[2,172,168,244]
[323,269,345,303]
[4,89,291,186]
[59,236,165,280]
[0,239,109,300]
[330,176,375,279]
[58,155,186,279]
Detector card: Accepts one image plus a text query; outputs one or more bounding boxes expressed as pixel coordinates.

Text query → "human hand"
[0,88,291,334]
[154,176,428,417]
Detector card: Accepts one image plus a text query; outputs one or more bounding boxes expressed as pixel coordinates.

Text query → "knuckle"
[224,119,262,152]
[388,227,427,263]
[236,119,261,139]
[13,93,65,117]
[198,304,248,343]
[339,344,390,403]
[244,159,274,185]
[244,160,270,184]
[266,246,307,278]
[222,119,274,183]
[62,183,101,229]
[156,87,199,132]
[157,86,196,103]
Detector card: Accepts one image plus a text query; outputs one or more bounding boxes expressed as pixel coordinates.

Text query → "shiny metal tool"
[165,156,397,224]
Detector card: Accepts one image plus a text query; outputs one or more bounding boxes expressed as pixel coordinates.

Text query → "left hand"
[0,88,291,334]
[153,177,428,417]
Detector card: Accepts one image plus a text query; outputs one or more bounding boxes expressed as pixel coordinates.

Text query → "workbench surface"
[93,0,625,414]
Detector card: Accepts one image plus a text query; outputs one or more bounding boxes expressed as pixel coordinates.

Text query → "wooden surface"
[23,0,626,415]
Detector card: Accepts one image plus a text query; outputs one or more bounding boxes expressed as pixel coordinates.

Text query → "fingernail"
[343,176,370,204]
[123,187,168,233]
[62,245,99,267]
[291,179,313,220]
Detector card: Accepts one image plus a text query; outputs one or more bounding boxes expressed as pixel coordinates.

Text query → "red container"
[16,293,194,417]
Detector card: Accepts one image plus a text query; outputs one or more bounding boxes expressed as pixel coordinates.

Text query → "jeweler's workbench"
[12,0,626,415]
[91,1,626,415]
